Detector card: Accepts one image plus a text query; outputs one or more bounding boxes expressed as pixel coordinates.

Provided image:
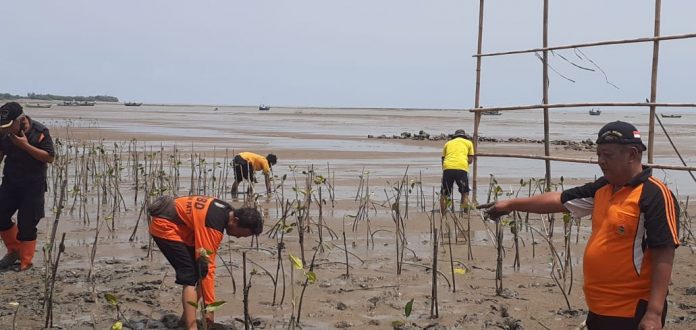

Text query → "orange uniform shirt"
[150,196,231,304]
[561,168,679,317]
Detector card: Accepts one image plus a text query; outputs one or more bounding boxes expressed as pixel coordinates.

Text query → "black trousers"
[0,179,46,241]
[233,155,256,183]
[586,299,667,330]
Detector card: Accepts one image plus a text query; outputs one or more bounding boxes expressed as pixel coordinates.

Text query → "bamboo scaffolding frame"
[468,102,696,112]
[471,0,485,203]
[469,0,694,197]
[648,0,663,163]
[473,32,696,58]
[476,152,696,172]
[542,0,551,192]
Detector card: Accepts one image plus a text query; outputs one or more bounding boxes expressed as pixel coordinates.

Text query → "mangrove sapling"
[326,162,336,209]
[527,224,573,311]
[242,252,251,330]
[190,249,227,330]
[43,175,67,318]
[104,293,130,330]
[430,227,439,318]
[342,215,350,278]
[294,247,319,325]
[447,226,456,292]
[9,301,19,330]
[561,213,575,294]
[44,233,66,328]
[491,184,505,295]
[385,167,412,275]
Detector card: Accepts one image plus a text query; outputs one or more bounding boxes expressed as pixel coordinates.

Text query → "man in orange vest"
[148,195,263,329]
[482,121,679,329]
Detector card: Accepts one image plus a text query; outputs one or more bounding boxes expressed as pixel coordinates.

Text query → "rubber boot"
[18,240,37,271]
[0,225,20,269]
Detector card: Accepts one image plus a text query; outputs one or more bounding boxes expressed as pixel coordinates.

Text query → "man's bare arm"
[639,245,675,329]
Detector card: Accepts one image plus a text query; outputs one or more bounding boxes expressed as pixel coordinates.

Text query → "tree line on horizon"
[0,92,119,103]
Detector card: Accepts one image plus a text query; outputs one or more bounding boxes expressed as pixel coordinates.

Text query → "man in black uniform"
[0,102,55,271]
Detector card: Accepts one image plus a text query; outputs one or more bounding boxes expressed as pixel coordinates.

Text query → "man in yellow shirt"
[231,152,277,195]
[440,129,475,213]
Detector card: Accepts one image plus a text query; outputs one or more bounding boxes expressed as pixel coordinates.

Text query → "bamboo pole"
[473,32,696,58]
[471,0,485,204]
[542,0,551,192]
[648,0,662,163]
[468,102,696,112]
[654,114,696,184]
[475,152,696,171]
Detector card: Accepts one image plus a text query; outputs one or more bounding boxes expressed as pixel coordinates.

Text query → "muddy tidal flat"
[1,103,695,329]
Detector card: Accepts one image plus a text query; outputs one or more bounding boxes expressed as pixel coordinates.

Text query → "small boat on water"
[259,104,270,111]
[660,114,682,118]
[24,103,52,109]
[124,102,143,106]
[589,108,601,116]
[481,110,502,116]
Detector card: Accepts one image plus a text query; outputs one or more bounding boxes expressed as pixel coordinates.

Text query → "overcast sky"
[1,1,694,108]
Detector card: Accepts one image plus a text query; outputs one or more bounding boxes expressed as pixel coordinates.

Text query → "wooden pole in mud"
[542,0,551,193]
[471,0,485,204]
[647,0,662,163]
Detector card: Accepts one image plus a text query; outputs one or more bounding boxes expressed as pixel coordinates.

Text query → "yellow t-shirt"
[240,152,271,174]
[442,137,474,171]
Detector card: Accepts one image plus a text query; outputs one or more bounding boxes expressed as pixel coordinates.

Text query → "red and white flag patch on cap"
[633,130,641,138]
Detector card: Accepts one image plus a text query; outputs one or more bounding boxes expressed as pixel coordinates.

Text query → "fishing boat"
[24,103,52,109]
[660,114,682,118]
[481,110,502,116]
[59,100,96,106]
[589,108,601,116]
[259,104,270,111]
[124,102,143,106]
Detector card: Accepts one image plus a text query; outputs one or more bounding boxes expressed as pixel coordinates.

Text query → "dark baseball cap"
[596,121,647,151]
[453,129,467,137]
[0,102,23,128]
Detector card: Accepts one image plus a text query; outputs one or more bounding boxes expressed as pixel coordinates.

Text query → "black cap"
[453,129,467,138]
[0,102,23,128]
[596,121,647,151]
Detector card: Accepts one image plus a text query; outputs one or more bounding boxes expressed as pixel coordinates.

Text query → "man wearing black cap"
[0,102,55,271]
[481,121,679,329]
[440,129,475,213]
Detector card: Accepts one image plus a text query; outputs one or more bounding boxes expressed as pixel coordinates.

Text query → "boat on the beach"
[481,110,501,116]
[660,114,682,118]
[59,101,96,106]
[124,102,143,106]
[589,108,601,116]
[24,103,52,109]
[259,104,270,111]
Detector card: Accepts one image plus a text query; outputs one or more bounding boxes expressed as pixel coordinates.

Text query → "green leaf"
[289,254,303,270]
[204,300,227,312]
[105,293,118,306]
[187,301,199,309]
[453,268,467,275]
[111,321,123,330]
[404,298,414,317]
[305,271,317,284]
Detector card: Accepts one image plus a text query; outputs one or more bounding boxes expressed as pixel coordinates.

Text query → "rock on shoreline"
[367,131,596,152]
